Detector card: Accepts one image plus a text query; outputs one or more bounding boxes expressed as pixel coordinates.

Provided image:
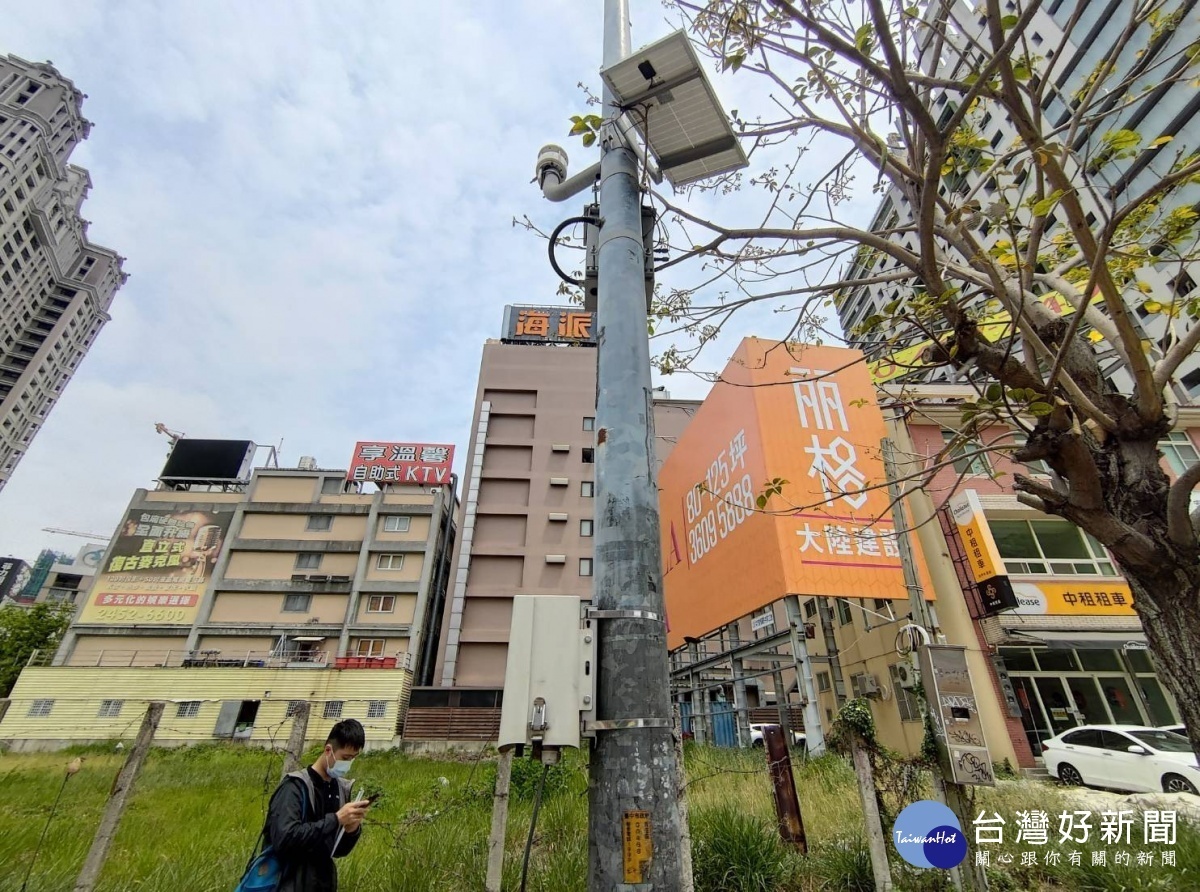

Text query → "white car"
[749,723,805,749]
[1041,725,1200,795]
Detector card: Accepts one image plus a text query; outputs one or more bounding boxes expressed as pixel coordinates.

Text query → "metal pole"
[784,595,826,756]
[587,0,685,887]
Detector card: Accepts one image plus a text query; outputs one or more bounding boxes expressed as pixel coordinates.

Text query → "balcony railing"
[25,648,412,670]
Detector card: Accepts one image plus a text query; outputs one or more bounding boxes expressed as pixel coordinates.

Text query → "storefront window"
[1126,649,1155,673]
[990,519,1116,576]
[1034,649,1078,672]
[999,647,1038,671]
[1098,676,1143,724]
[1135,676,1179,726]
[1077,649,1121,672]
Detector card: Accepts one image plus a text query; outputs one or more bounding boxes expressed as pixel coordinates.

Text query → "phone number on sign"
[685,473,753,564]
[93,607,190,623]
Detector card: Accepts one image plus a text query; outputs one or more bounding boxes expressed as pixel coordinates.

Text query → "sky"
[0,1,875,562]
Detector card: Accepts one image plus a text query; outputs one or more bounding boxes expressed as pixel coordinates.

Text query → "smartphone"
[365,791,382,804]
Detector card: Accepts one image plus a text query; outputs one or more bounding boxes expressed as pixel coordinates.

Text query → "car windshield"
[1129,730,1194,753]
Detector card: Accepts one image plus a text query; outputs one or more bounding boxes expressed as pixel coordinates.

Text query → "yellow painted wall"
[383,491,435,506]
[225,551,359,579]
[0,666,413,747]
[239,513,367,541]
[209,592,350,624]
[355,593,417,624]
[252,477,319,503]
[364,553,424,582]
[375,515,431,541]
[143,491,243,504]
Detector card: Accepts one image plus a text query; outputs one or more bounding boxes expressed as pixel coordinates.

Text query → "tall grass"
[2,742,1198,890]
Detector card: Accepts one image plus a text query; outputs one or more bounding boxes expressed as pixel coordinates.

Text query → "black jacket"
[265,770,360,892]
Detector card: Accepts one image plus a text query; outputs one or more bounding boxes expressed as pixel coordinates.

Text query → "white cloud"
[0,2,868,561]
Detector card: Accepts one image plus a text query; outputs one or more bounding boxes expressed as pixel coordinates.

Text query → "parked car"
[1041,725,1200,795]
[1160,724,1188,737]
[749,723,805,749]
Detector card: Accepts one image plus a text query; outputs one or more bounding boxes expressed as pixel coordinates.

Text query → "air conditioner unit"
[895,657,920,690]
[307,574,330,583]
[330,575,351,583]
[290,574,307,582]
[853,673,882,698]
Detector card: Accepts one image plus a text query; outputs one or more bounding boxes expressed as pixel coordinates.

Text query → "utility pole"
[882,439,985,892]
[281,701,311,778]
[585,0,686,887]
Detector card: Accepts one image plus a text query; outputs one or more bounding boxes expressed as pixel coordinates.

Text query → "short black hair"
[327,718,365,750]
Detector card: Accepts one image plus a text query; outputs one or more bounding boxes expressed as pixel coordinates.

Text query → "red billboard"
[346,442,455,485]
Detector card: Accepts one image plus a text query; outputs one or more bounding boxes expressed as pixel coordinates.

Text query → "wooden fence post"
[673,704,695,892]
[849,731,893,892]
[281,701,312,778]
[485,748,514,892]
[74,701,164,892]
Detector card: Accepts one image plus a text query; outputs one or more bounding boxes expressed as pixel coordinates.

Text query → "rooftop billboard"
[660,338,931,646]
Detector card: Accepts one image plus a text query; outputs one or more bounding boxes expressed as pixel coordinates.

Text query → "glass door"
[1034,677,1079,735]
[1012,676,1053,755]
[1065,677,1111,725]
[1097,676,1147,724]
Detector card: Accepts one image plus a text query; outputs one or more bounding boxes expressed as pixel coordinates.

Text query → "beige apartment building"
[413,306,694,739]
[1,444,456,749]
[0,55,126,491]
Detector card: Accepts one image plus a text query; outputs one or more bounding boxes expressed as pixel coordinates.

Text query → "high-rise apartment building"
[0,439,456,749]
[0,55,126,491]
[408,306,694,741]
[835,1,1200,397]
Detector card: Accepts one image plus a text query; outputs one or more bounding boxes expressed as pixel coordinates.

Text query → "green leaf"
[1150,135,1174,148]
[581,132,597,147]
[985,384,1003,401]
[1032,189,1065,216]
[569,120,590,135]
[756,494,768,509]
[1103,129,1141,152]
[854,23,874,52]
[1000,14,1019,28]
[1013,60,1032,80]
[1029,402,1054,416]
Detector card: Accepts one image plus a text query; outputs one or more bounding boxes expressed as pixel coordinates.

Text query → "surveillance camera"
[535,144,569,188]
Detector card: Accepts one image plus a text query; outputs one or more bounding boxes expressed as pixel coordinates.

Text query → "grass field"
[2,742,1198,891]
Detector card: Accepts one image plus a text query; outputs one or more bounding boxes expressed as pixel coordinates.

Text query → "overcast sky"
[0,1,870,562]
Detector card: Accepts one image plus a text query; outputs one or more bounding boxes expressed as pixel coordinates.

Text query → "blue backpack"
[234,779,309,892]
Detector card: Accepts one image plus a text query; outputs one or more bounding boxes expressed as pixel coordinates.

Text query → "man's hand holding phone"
[336,798,369,833]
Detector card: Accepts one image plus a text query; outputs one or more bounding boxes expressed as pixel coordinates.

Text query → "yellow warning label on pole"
[622,809,653,883]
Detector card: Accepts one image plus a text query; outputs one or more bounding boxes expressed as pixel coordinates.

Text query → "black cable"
[519,762,552,892]
[548,216,593,287]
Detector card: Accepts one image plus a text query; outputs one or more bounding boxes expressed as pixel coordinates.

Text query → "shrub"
[692,805,792,892]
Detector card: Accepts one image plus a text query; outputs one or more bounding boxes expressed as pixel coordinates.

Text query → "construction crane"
[154,422,185,446]
[42,527,109,540]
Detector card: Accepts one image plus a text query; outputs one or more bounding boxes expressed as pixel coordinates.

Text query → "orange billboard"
[661,338,927,646]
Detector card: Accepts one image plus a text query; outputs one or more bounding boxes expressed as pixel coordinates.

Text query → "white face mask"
[328,751,354,778]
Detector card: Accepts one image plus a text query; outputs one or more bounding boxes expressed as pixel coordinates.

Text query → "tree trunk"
[1125,566,1200,759]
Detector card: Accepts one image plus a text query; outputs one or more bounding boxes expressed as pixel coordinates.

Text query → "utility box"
[498,595,596,752]
[918,644,995,786]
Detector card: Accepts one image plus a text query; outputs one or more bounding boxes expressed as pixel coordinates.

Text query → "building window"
[376,553,405,571]
[306,515,333,532]
[367,700,388,719]
[582,448,595,464]
[816,672,832,693]
[580,519,594,537]
[942,431,990,475]
[27,699,53,717]
[97,699,123,718]
[889,665,922,722]
[283,593,312,612]
[583,416,595,431]
[286,701,306,718]
[383,515,412,532]
[1160,431,1199,475]
[177,701,202,718]
[579,558,594,577]
[990,519,1116,576]
[355,638,385,658]
[295,553,322,570]
[836,599,853,626]
[581,481,594,497]
[366,594,396,613]
[321,477,343,494]
[324,701,344,719]
[803,598,817,619]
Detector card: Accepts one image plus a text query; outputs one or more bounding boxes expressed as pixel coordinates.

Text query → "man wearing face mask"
[265,718,370,891]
